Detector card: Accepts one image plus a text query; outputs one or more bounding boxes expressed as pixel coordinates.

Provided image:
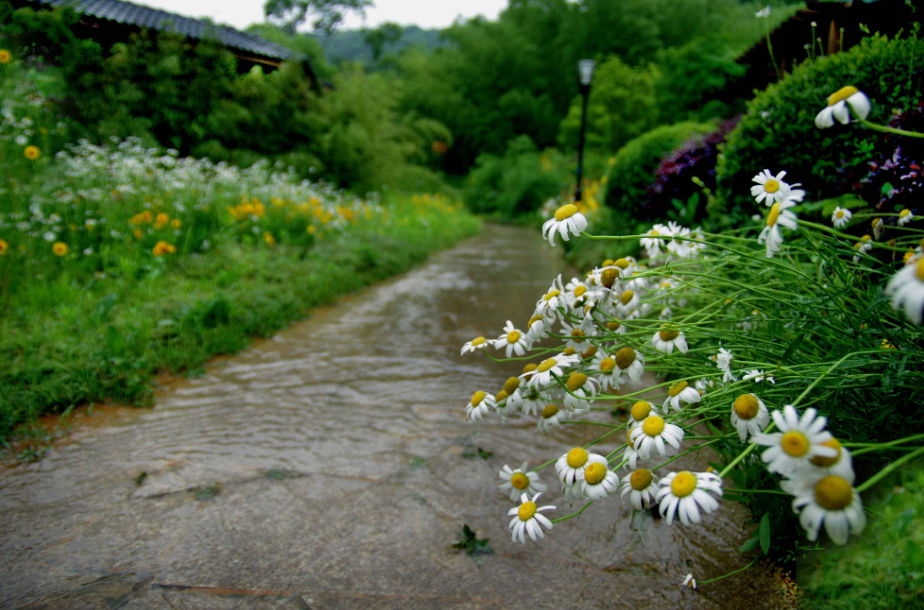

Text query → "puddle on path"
[0,224,784,609]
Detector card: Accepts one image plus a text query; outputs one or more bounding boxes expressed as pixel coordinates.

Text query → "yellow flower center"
[630,468,653,491]
[554,204,578,222]
[472,337,487,347]
[810,438,843,467]
[544,289,561,301]
[518,501,538,521]
[813,475,853,510]
[614,258,630,269]
[566,373,587,392]
[668,381,688,398]
[607,320,621,332]
[523,363,538,374]
[614,347,636,370]
[496,390,508,402]
[764,179,780,194]
[659,329,680,341]
[835,210,844,218]
[733,394,760,420]
[631,401,651,421]
[570,329,585,341]
[582,346,597,359]
[916,257,924,282]
[537,358,557,373]
[602,259,614,267]
[642,415,665,437]
[767,202,781,227]
[507,330,521,344]
[601,268,619,288]
[584,462,607,485]
[504,377,520,395]
[599,357,616,372]
[780,431,810,457]
[563,347,576,355]
[542,404,559,419]
[900,209,911,218]
[471,391,486,406]
[620,291,635,306]
[566,447,589,469]
[827,85,859,106]
[511,472,530,490]
[670,471,697,498]
[574,285,587,297]
[528,314,543,328]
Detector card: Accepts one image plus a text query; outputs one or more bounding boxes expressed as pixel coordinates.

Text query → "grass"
[799,467,924,609]
[0,198,480,440]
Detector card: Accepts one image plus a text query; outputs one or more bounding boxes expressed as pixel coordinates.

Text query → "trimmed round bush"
[603,121,714,219]
[715,34,924,223]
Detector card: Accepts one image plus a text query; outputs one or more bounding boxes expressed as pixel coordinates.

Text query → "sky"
[129,0,508,31]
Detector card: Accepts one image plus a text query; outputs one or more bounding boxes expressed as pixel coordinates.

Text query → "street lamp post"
[574,59,595,203]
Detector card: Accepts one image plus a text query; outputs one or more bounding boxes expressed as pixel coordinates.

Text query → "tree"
[263,0,372,36]
[361,22,402,62]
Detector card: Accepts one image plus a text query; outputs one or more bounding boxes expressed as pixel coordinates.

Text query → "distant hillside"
[314,26,447,66]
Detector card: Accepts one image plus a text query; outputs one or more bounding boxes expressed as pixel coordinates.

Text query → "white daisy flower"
[619,467,660,510]
[730,393,770,441]
[577,460,619,500]
[852,234,874,264]
[562,372,598,411]
[460,336,490,355]
[525,313,551,342]
[616,289,640,317]
[494,390,520,421]
[621,428,643,469]
[523,354,579,389]
[681,574,697,589]
[542,203,588,246]
[493,320,531,358]
[498,462,547,501]
[651,326,689,354]
[742,369,775,384]
[753,405,837,475]
[656,471,723,526]
[612,346,645,381]
[750,169,790,205]
[586,350,623,391]
[781,437,855,486]
[535,276,567,322]
[815,86,871,129]
[630,415,685,461]
[537,404,564,431]
[666,223,694,258]
[663,380,702,413]
[519,386,545,417]
[560,318,593,352]
[787,471,866,545]
[755,5,771,17]
[508,492,556,543]
[872,217,885,240]
[758,199,798,257]
[640,225,667,258]
[628,400,658,429]
[831,206,852,228]
[465,390,496,421]
[714,347,736,382]
[898,209,914,226]
[885,257,924,324]
[555,447,607,486]
[605,318,626,335]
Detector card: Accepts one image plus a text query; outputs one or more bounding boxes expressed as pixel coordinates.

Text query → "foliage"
[557,56,659,153]
[801,468,924,609]
[263,0,371,36]
[463,136,569,218]
[604,121,715,218]
[645,118,740,222]
[859,101,924,212]
[715,33,924,225]
[452,524,493,556]
[317,25,446,68]
[245,23,335,80]
[653,37,747,123]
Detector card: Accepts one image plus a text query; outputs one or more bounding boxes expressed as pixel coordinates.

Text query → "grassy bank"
[0,194,478,440]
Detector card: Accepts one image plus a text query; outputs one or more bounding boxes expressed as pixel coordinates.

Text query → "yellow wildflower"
[24,145,40,161]
[52,242,68,256]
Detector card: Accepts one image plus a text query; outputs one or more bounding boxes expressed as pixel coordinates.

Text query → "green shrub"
[603,121,714,217]
[715,33,924,225]
[464,136,569,218]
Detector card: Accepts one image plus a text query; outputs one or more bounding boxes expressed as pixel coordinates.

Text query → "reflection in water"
[0,224,778,609]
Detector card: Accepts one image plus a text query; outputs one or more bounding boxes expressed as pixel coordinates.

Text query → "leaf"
[781,333,806,363]
[740,536,760,553]
[93,293,118,322]
[759,512,771,555]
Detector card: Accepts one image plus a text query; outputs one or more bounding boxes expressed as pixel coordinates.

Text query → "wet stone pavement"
[1,224,779,609]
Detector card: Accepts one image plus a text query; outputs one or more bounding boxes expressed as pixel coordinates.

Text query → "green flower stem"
[697,558,760,585]
[551,501,593,523]
[845,433,924,456]
[858,119,924,138]
[798,220,908,252]
[725,488,790,495]
[856,446,924,493]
